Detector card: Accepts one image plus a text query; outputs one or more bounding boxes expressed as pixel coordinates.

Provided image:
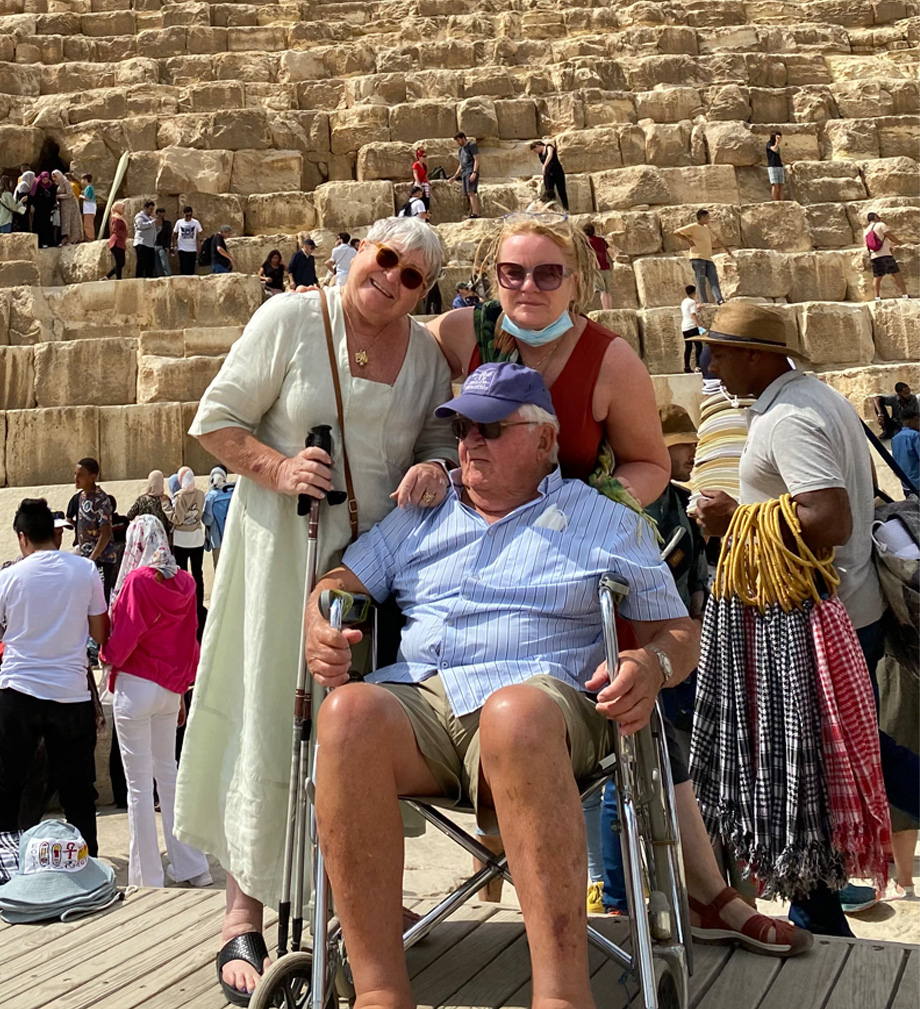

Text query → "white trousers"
[113,673,210,887]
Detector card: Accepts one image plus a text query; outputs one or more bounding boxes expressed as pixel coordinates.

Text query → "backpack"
[866,225,884,253]
[398,201,413,217]
[198,234,214,266]
[429,165,447,180]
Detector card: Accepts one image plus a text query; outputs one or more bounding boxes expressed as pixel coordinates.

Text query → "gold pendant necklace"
[355,349,369,367]
[344,303,386,367]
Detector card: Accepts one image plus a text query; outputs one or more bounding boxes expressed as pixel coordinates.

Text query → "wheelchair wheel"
[654,957,681,1009]
[249,951,338,1009]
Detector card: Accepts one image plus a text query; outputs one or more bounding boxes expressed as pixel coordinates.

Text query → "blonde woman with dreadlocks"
[429,211,670,509]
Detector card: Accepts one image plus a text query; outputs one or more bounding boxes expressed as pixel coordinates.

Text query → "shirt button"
[441,661,448,669]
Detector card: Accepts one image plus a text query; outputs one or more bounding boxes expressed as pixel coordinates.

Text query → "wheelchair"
[251,570,692,1009]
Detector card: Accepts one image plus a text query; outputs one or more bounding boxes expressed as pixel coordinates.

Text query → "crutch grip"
[298,425,347,516]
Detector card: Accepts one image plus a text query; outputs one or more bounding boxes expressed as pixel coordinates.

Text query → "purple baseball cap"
[435,362,556,423]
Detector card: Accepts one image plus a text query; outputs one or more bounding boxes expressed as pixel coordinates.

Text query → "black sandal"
[216,931,269,1006]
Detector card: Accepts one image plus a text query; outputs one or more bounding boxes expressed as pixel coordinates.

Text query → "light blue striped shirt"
[343,467,687,717]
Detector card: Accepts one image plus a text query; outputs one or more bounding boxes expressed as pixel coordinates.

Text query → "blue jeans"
[600,781,628,912]
[212,261,230,274]
[691,259,723,303]
[584,792,604,885]
[0,223,10,234]
[154,247,171,277]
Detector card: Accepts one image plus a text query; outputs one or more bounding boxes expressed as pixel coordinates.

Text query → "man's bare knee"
[317,683,403,752]
[479,685,568,760]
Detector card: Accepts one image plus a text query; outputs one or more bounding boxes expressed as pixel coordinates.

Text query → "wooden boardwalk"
[1,888,917,1009]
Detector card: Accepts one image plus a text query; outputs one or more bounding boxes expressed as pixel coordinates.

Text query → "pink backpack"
[866,225,884,253]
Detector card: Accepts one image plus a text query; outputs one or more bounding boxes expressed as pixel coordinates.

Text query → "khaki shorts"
[381,674,613,834]
[594,268,612,294]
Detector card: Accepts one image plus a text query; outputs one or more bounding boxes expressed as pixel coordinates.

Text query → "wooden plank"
[694,948,782,1009]
[22,890,225,1009]
[824,941,904,1009]
[688,943,735,1008]
[501,931,613,1008]
[412,908,525,1009]
[447,932,533,1009]
[406,901,500,978]
[891,948,920,1009]
[757,938,850,1009]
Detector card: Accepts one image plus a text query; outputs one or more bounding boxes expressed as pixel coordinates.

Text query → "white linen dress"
[174,286,455,905]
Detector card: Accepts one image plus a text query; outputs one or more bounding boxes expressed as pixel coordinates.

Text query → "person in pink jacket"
[100,514,211,888]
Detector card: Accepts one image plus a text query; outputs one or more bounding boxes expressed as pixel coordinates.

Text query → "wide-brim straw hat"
[696,302,803,358]
[659,404,698,447]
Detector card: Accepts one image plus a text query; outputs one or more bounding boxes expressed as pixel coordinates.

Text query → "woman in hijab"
[12,171,33,233]
[202,466,234,571]
[106,201,128,280]
[127,469,175,534]
[100,515,212,888]
[29,171,57,248]
[52,169,83,246]
[171,467,206,609]
[0,175,26,234]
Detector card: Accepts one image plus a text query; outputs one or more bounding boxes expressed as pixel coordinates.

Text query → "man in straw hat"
[695,301,919,935]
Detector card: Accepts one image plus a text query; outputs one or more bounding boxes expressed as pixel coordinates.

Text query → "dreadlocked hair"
[472,205,601,353]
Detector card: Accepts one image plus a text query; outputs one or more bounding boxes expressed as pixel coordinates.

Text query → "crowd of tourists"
[0,155,916,1007]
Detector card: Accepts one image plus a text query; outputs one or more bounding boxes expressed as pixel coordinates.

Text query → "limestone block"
[405,71,463,104]
[887,81,920,117]
[245,193,316,236]
[33,339,137,407]
[226,25,286,52]
[643,123,693,168]
[462,67,517,100]
[701,122,760,166]
[617,125,647,167]
[141,274,263,332]
[0,64,41,97]
[792,87,836,124]
[344,75,407,110]
[749,87,789,124]
[782,54,832,87]
[225,235,302,278]
[719,249,795,299]
[869,299,920,361]
[582,90,637,127]
[0,346,34,409]
[494,99,538,140]
[844,200,919,247]
[832,81,895,119]
[139,330,183,357]
[182,401,223,474]
[787,251,849,303]
[424,181,472,225]
[595,211,662,256]
[0,290,9,347]
[179,81,245,114]
[138,354,224,404]
[5,406,99,485]
[0,233,37,263]
[268,111,332,160]
[821,119,880,161]
[0,261,40,287]
[331,105,390,155]
[634,256,695,309]
[592,166,671,212]
[184,326,244,356]
[156,147,233,195]
[280,48,325,84]
[81,9,133,34]
[554,128,623,174]
[0,124,42,165]
[639,307,686,374]
[661,165,741,205]
[389,102,456,145]
[178,192,244,237]
[477,181,542,218]
[559,175,595,216]
[230,150,303,197]
[860,157,920,199]
[634,87,701,123]
[0,411,5,486]
[356,142,415,183]
[739,202,812,252]
[586,310,641,356]
[535,94,585,135]
[706,84,752,122]
[877,117,920,159]
[457,98,498,141]
[805,203,855,248]
[789,161,867,203]
[98,403,184,481]
[750,124,821,164]
[795,302,874,365]
[658,204,740,253]
[839,244,919,301]
[314,181,395,231]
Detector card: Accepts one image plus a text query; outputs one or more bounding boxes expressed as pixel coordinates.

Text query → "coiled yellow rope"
[713,495,841,611]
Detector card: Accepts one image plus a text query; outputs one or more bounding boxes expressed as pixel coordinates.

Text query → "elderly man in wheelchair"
[304,363,811,1009]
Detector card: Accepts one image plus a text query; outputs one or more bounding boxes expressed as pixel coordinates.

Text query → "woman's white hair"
[364,216,444,289]
[517,403,561,465]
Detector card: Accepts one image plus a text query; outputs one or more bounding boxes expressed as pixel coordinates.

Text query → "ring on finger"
[422,491,436,504]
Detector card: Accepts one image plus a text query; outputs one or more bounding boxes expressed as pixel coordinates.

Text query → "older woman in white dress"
[174,217,457,1005]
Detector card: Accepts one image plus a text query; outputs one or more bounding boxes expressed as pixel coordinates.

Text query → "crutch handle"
[298,424,347,516]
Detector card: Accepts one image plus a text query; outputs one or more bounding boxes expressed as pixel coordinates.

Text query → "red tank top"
[468,318,617,481]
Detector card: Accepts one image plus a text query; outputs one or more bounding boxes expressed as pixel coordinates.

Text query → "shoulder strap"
[862,419,918,497]
[318,290,359,542]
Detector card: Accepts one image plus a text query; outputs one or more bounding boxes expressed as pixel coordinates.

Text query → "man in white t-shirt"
[172,205,203,276]
[326,232,358,286]
[679,283,702,373]
[402,186,429,221]
[0,499,110,856]
[864,212,909,301]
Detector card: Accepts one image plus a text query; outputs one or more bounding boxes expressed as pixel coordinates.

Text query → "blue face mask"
[501,309,573,347]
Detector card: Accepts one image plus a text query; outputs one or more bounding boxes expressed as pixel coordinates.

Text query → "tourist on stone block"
[105,201,127,280]
[74,456,118,604]
[0,175,26,234]
[449,132,481,219]
[11,171,33,233]
[891,403,920,497]
[865,212,909,301]
[171,468,206,612]
[29,172,57,250]
[583,222,613,310]
[531,139,568,211]
[452,281,479,309]
[211,225,234,274]
[258,249,286,296]
[154,207,173,277]
[287,233,318,289]
[80,174,96,241]
[133,200,158,279]
[680,284,703,373]
[874,381,919,440]
[100,514,212,889]
[399,185,429,221]
[172,207,202,276]
[673,209,734,304]
[765,132,788,201]
[327,231,357,286]
[52,170,82,246]
[172,216,457,1004]
[0,498,108,859]
[412,147,431,208]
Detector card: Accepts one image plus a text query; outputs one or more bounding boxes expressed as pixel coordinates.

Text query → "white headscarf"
[178,466,194,490]
[110,514,178,614]
[209,466,227,491]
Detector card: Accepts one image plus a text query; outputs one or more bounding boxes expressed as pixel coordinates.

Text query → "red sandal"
[689,886,813,958]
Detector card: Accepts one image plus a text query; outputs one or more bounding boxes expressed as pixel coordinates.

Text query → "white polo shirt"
[738,369,884,630]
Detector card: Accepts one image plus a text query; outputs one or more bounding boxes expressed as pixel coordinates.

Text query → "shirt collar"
[448,465,562,512]
[748,368,802,415]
